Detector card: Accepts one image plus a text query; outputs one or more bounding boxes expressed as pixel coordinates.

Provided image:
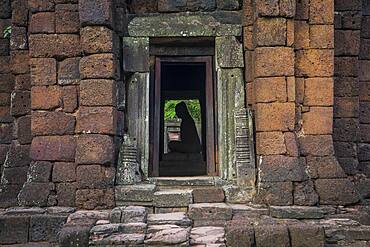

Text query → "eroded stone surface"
[147,212,192,226]
[153,190,193,207]
[115,184,156,203]
[270,206,325,219]
[121,206,147,223]
[190,226,225,244]
[128,14,241,37]
[188,203,232,221]
[145,224,190,245]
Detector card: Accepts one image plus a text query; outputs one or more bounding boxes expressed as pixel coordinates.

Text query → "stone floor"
[0,204,370,247]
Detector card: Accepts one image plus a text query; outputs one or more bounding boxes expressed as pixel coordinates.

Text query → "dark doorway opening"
[150,57,216,177]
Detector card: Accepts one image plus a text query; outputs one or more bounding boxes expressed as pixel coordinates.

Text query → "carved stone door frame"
[152,56,215,177]
[118,14,255,188]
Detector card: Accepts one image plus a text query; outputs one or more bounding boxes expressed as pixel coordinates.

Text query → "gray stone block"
[216,36,243,68]
[3,142,30,168]
[121,222,147,234]
[0,216,29,244]
[153,190,193,207]
[255,224,290,247]
[46,207,76,215]
[110,207,124,223]
[217,0,240,10]
[92,233,145,245]
[289,223,325,247]
[122,37,149,72]
[270,206,325,219]
[59,224,92,247]
[27,161,53,183]
[158,0,216,12]
[0,0,11,19]
[90,223,124,238]
[188,203,232,221]
[29,215,67,242]
[147,212,192,226]
[122,206,147,223]
[190,226,225,245]
[0,184,22,208]
[259,155,308,182]
[146,224,190,245]
[18,182,53,207]
[115,184,156,203]
[4,207,46,215]
[223,185,254,203]
[225,221,255,247]
[128,15,242,37]
[315,178,360,205]
[79,0,113,27]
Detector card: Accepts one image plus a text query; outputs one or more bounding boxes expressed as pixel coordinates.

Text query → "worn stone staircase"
[1,203,370,246]
[1,179,370,246]
[59,204,370,246]
[114,176,251,209]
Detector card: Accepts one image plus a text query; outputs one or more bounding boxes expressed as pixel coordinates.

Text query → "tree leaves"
[164,100,201,122]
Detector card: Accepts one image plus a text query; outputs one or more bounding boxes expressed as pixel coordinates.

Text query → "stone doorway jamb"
[116,14,255,197]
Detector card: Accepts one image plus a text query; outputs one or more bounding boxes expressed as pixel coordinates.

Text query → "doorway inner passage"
[151,57,216,177]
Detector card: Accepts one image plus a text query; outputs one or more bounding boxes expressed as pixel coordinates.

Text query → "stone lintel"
[128,15,242,37]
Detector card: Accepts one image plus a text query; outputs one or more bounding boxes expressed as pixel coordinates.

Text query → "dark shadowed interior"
[158,62,208,176]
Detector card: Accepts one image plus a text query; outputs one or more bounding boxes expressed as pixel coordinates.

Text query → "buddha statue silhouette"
[168,101,202,154]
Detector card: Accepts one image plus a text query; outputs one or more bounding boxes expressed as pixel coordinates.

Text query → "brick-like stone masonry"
[0,0,369,216]
[0,0,31,208]
[244,0,368,206]
[333,0,370,203]
[0,0,126,209]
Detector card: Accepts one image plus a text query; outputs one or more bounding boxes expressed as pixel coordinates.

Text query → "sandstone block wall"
[333,0,370,202]
[0,0,126,209]
[0,0,369,209]
[244,0,362,206]
[0,0,31,208]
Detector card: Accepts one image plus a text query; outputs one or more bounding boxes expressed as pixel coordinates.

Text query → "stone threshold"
[147,176,226,187]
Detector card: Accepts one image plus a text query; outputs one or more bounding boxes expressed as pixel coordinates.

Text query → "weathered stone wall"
[0,0,32,208]
[0,0,13,205]
[357,2,370,201]
[12,0,125,209]
[333,0,370,202]
[126,0,242,13]
[0,0,368,209]
[244,0,361,206]
[244,0,301,206]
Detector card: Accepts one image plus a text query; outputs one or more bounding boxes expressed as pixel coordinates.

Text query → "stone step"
[188,203,232,221]
[153,189,193,208]
[148,176,224,187]
[192,187,225,203]
[115,184,156,206]
[90,222,147,238]
[147,212,192,226]
[90,233,145,246]
[190,226,225,245]
[269,205,325,219]
[145,224,191,246]
[109,206,147,223]
[188,203,233,227]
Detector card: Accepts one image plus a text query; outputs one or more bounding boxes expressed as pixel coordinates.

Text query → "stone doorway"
[151,57,216,177]
[116,13,255,195]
